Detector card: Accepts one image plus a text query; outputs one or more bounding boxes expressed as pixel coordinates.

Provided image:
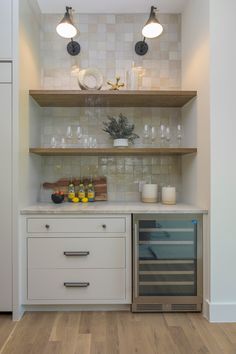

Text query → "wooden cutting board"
[43,177,107,201]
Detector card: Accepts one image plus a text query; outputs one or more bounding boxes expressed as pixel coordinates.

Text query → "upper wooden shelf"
[29,147,197,157]
[29,90,197,108]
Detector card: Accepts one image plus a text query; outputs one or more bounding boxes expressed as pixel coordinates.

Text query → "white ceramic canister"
[162,186,176,205]
[142,184,158,203]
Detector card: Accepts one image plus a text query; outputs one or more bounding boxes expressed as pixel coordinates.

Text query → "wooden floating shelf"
[29,90,197,108]
[29,147,197,157]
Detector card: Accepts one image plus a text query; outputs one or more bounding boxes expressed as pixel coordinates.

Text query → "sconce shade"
[56,8,77,39]
[142,6,163,39]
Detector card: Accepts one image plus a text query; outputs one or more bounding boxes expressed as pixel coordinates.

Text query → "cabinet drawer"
[27,217,126,234]
[28,269,126,300]
[0,62,11,82]
[28,237,125,269]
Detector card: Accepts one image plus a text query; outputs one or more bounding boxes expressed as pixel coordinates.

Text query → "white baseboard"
[207,300,236,322]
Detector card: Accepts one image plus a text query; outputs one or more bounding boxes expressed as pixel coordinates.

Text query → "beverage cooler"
[132,214,203,312]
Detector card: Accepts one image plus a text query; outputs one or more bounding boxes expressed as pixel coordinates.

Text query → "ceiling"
[37,0,188,14]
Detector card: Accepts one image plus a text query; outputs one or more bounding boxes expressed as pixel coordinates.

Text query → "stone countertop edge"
[20,202,208,215]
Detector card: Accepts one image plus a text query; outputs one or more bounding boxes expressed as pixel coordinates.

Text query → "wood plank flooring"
[1,312,236,354]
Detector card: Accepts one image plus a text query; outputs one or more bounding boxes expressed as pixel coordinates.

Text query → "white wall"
[19,0,42,206]
[181,0,210,317]
[181,0,210,208]
[209,0,236,322]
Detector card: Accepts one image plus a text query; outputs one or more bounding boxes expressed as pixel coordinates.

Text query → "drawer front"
[0,62,11,82]
[27,217,126,234]
[28,269,126,300]
[28,237,125,269]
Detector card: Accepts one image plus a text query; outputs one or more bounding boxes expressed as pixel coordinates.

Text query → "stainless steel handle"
[134,223,138,298]
[63,251,90,256]
[64,282,90,288]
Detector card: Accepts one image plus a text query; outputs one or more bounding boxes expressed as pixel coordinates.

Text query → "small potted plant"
[103,113,139,147]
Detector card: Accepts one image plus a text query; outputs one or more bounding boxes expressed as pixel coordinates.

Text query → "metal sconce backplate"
[67,40,81,56]
[135,41,148,56]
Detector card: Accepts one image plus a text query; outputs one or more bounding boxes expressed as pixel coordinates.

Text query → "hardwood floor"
[0,312,236,354]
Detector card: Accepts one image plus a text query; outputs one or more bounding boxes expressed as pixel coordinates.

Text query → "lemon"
[72,197,79,203]
[81,197,88,203]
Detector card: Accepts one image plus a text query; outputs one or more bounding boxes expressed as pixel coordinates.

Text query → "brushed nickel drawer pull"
[63,251,90,256]
[64,282,90,288]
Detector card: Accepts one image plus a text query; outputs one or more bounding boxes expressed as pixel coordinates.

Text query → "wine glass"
[177,124,182,146]
[66,125,73,139]
[50,136,57,148]
[88,136,93,148]
[143,124,150,139]
[60,137,66,148]
[166,126,171,144]
[151,126,157,142]
[82,135,89,148]
[160,124,165,145]
[76,126,83,140]
[92,137,97,148]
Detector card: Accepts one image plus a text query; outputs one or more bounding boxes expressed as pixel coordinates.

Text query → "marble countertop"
[20,202,208,215]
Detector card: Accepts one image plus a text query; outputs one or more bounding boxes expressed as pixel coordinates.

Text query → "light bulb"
[142,22,163,39]
[56,22,77,39]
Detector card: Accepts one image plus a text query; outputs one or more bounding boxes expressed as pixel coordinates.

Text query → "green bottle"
[87,182,95,202]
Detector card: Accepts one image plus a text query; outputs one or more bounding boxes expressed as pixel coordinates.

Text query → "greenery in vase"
[102,113,139,144]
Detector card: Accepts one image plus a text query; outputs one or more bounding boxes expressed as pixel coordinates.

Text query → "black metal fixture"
[135,5,163,56]
[56,6,80,56]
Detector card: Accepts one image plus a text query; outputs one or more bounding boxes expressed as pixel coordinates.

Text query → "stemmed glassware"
[151,126,157,143]
[160,124,166,145]
[50,136,57,148]
[177,124,182,146]
[143,124,150,139]
[166,126,171,144]
[66,125,73,139]
[76,126,83,140]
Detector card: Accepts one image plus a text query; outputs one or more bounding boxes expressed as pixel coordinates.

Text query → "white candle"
[162,186,176,205]
[142,184,158,203]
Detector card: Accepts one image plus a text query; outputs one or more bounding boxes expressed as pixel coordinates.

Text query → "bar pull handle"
[134,223,139,298]
[64,282,90,288]
[63,251,90,257]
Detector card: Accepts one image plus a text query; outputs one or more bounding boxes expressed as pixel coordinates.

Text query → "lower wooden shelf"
[29,147,197,156]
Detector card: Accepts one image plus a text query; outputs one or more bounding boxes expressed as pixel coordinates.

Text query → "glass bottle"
[78,181,85,201]
[68,179,75,202]
[87,182,95,202]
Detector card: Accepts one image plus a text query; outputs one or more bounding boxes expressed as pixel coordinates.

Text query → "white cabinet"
[0,2,12,59]
[0,63,12,311]
[23,214,131,305]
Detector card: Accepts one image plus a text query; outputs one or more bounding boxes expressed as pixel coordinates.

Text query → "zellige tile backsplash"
[38,13,182,202]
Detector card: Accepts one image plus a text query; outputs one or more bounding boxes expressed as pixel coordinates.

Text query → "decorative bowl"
[51,194,64,204]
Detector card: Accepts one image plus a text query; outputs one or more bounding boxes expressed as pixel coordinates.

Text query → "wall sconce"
[135,6,163,56]
[56,6,81,56]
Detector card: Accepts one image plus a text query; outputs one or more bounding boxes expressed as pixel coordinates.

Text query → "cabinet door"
[0,83,12,310]
[0,1,12,59]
